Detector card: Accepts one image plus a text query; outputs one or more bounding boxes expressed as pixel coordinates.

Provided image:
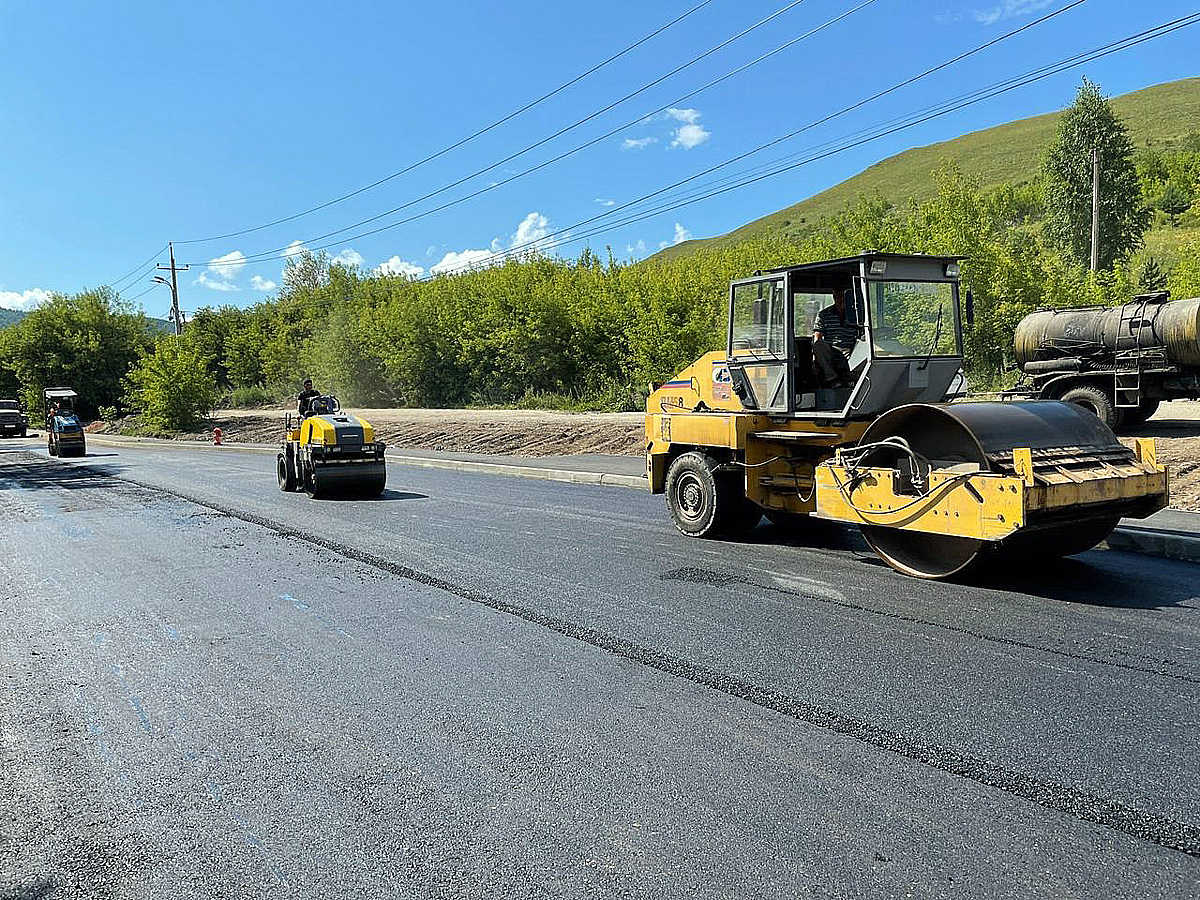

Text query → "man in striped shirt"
[811,289,858,387]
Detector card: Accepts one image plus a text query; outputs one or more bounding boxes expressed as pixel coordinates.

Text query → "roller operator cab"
[277,395,387,498]
[43,388,85,457]
[646,252,1169,579]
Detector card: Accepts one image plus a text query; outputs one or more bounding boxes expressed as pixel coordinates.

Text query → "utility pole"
[156,242,188,336]
[1090,148,1100,272]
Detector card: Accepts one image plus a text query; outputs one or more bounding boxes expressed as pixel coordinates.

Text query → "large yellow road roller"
[645,252,1168,578]
[277,395,387,498]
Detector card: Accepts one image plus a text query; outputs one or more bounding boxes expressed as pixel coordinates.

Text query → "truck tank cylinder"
[1013,296,1200,367]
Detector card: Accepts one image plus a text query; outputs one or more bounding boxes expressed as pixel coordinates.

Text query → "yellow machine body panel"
[811,414,1167,536]
[298,415,375,446]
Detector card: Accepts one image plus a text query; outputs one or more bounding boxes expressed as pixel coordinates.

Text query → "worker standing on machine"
[812,289,857,387]
[297,378,320,416]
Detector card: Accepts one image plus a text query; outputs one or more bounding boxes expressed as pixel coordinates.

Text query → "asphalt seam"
[55,455,1198,859]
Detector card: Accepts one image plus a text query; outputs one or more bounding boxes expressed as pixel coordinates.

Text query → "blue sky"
[1,0,1196,318]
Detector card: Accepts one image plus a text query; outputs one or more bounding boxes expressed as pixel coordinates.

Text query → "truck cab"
[0,399,28,438]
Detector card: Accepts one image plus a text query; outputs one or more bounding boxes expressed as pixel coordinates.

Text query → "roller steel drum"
[1014,296,1200,368]
[854,401,1130,579]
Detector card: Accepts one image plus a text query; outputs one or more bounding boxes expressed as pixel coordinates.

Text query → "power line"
[426,0,1097,272]
[488,15,1200,269]
[122,283,159,303]
[436,11,1199,276]
[105,244,167,291]
[175,0,717,246]
[192,0,872,268]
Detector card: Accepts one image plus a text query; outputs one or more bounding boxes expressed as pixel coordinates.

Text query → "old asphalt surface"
[1,436,1198,898]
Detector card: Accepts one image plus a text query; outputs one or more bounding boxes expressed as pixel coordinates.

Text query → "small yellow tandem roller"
[645,252,1169,579]
[811,401,1167,578]
[278,395,387,499]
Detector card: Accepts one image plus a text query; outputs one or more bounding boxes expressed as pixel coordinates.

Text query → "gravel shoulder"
[89,401,1199,510]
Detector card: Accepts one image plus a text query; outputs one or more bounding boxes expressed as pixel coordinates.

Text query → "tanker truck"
[1010,290,1200,429]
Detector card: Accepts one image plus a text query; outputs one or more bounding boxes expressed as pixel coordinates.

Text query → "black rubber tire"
[277,454,296,492]
[665,452,755,538]
[720,482,763,535]
[1059,384,1122,430]
[304,465,324,499]
[1121,398,1160,428]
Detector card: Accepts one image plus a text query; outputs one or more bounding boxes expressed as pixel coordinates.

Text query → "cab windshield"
[868,281,959,358]
[0,401,18,410]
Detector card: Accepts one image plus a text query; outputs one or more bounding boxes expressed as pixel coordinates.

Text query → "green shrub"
[224,384,275,408]
[125,339,217,430]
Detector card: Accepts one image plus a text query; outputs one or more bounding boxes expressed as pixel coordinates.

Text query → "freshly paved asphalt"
[1,437,1197,899]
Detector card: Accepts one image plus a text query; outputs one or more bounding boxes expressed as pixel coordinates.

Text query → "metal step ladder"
[1114,295,1151,409]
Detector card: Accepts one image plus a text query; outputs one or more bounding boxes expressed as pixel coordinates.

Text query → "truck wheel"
[666,452,752,538]
[1059,385,1122,430]
[277,454,296,492]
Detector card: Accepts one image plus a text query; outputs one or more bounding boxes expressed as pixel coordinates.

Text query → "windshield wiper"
[918,304,944,371]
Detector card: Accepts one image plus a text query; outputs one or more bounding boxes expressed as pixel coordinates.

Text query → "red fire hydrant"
[213,427,223,445]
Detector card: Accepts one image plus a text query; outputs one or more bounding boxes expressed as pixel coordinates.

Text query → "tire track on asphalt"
[79,462,1199,858]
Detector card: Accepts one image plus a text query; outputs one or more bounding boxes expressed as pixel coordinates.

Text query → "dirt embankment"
[93,407,648,458]
[90,402,1200,510]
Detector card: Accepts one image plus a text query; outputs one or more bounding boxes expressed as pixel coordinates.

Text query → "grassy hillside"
[656,78,1200,259]
[0,309,26,328]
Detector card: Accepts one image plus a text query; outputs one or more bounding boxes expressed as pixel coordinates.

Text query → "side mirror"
[965,289,975,328]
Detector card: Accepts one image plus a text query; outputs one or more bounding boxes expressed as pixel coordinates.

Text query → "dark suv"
[0,399,28,438]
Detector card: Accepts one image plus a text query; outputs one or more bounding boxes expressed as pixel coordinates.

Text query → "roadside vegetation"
[1,80,1198,428]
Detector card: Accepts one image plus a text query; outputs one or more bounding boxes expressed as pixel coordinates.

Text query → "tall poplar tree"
[1042,79,1149,270]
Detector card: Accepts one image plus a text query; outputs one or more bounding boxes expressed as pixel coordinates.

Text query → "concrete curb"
[82,434,1197,563]
[86,434,648,490]
[1103,525,1200,565]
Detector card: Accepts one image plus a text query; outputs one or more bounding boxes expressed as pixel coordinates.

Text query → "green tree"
[0,288,154,415]
[125,338,218,430]
[1041,79,1149,270]
[1139,257,1167,292]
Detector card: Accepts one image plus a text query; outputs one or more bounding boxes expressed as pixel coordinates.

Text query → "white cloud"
[972,0,1053,24]
[207,249,246,280]
[431,248,495,275]
[621,136,657,150]
[249,275,277,292]
[281,240,309,259]
[195,272,239,292]
[595,198,616,207]
[425,245,437,258]
[0,287,51,311]
[673,223,692,245]
[665,107,701,125]
[672,123,710,150]
[665,108,711,149]
[512,211,551,249]
[330,248,365,268]
[625,239,647,256]
[375,256,425,278]
[430,211,563,276]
